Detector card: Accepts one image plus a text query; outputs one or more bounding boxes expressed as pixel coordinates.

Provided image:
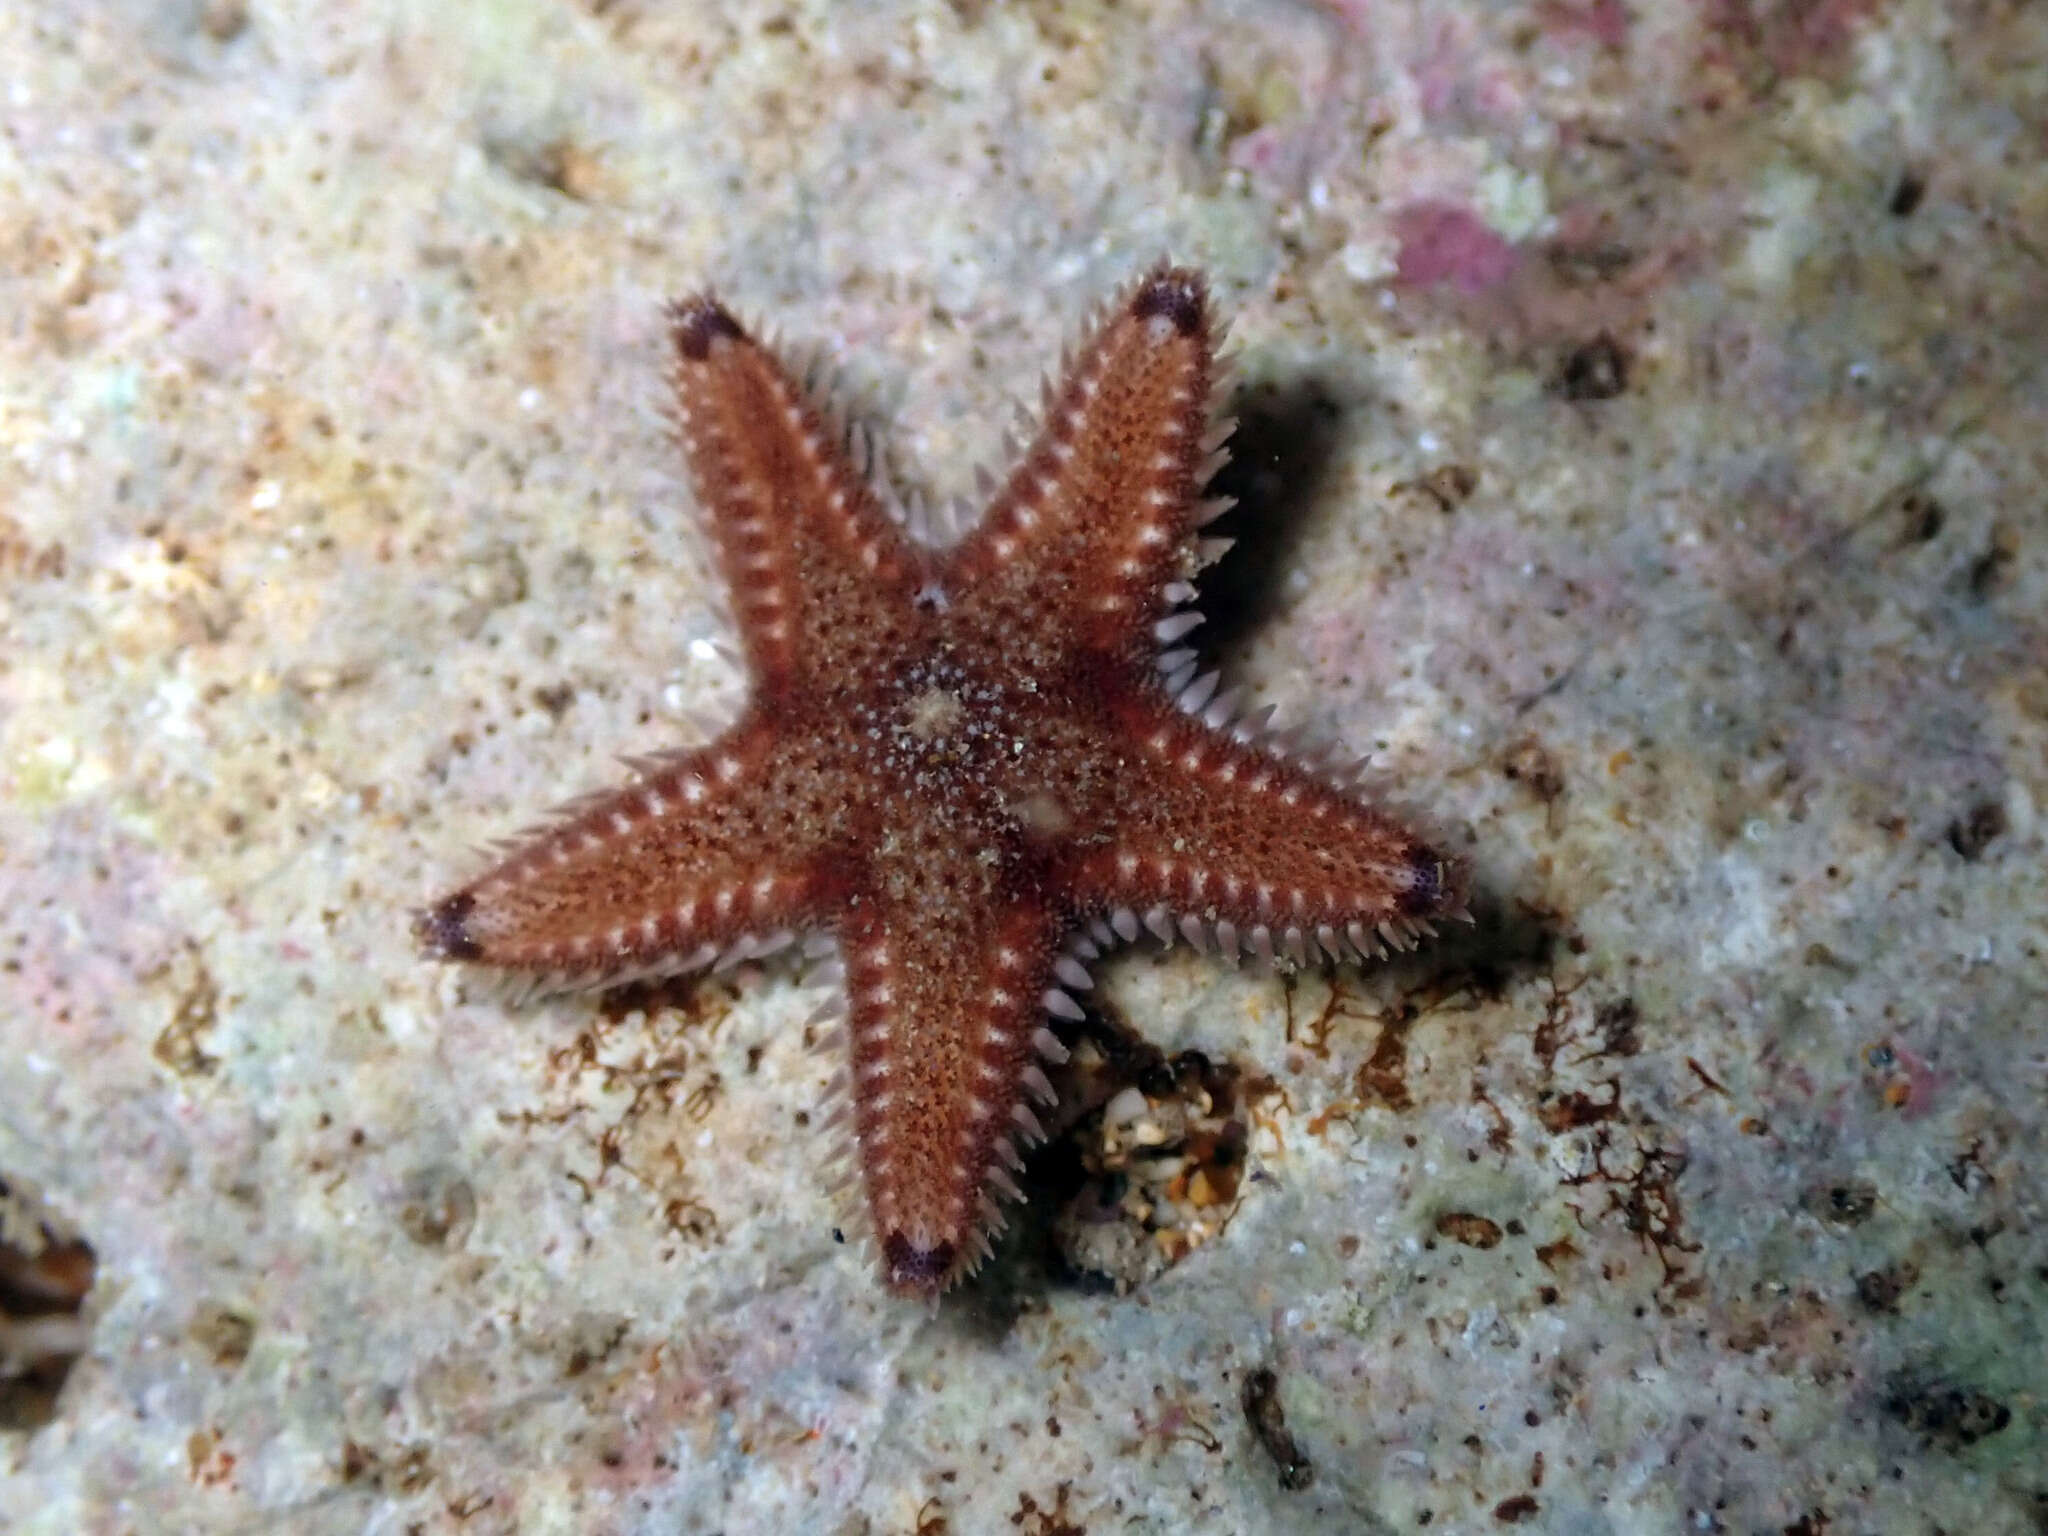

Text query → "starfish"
[418,264,1465,1296]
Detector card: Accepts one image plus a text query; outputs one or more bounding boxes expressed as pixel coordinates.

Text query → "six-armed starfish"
[418,264,1465,1295]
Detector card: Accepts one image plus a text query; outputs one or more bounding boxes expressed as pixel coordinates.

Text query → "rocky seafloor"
[3,1,2044,1531]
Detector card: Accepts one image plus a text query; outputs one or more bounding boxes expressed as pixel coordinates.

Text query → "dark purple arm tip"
[670,297,745,361]
[418,892,483,961]
[1397,851,1452,918]
[881,1231,958,1294]
[1130,270,1206,336]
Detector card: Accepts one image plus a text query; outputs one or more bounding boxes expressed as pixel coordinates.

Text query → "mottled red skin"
[418,265,1465,1296]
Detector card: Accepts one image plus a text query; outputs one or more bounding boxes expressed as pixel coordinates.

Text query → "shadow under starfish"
[416,263,1470,1298]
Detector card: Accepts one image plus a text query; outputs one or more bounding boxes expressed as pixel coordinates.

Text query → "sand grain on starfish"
[418,263,1466,1296]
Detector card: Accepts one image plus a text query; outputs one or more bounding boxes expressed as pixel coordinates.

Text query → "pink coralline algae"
[1392,201,1523,294]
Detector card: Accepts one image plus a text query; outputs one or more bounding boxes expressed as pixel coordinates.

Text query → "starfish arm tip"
[1129,266,1208,336]
[879,1231,961,1297]
[667,293,743,360]
[415,891,482,962]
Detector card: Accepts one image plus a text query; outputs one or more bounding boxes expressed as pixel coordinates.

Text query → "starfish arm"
[1059,693,1467,966]
[667,295,926,689]
[416,716,841,988]
[835,880,1071,1296]
[946,263,1229,662]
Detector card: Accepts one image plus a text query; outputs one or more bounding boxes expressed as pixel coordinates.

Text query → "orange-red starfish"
[419,265,1465,1296]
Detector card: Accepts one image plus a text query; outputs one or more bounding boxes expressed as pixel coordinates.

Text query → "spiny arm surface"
[947,264,1227,662]
[416,720,842,984]
[834,854,1070,1296]
[668,296,926,691]
[1058,691,1465,964]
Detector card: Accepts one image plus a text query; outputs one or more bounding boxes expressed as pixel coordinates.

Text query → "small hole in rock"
[1,1175,98,1432]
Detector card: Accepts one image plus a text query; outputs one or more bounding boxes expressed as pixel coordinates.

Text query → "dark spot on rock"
[1948,1140,1993,1194]
[882,1231,956,1293]
[199,0,249,43]
[154,954,222,1076]
[1131,274,1204,335]
[1897,490,1944,543]
[1535,1237,1579,1271]
[398,1169,477,1249]
[1242,1368,1315,1490]
[1435,1211,1505,1249]
[1803,941,1853,971]
[1811,1180,1877,1226]
[1854,1261,1918,1313]
[1555,334,1628,400]
[1394,462,1479,512]
[1353,1005,1418,1110]
[1594,997,1642,1055]
[1966,522,2017,599]
[188,1301,257,1369]
[1535,1082,1622,1133]
[0,1178,97,1432]
[1050,1259,1121,1295]
[1501,737,1564,804]
[482,131,604,201]
[671,299,744,361]
[1947,799,2006,861]
[1883,1377,2012,1450]
[1888,170,1925,216]
[419,893,481,961]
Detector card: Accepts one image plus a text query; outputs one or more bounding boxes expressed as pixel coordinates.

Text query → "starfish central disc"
[903,685,966,743]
